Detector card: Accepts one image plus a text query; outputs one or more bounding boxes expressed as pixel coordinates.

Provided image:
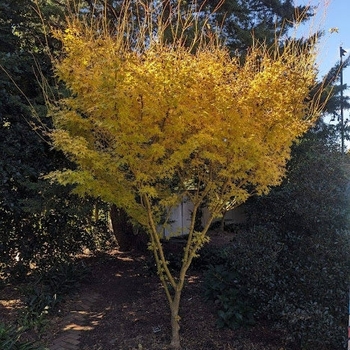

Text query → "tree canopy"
[50,2,321,219]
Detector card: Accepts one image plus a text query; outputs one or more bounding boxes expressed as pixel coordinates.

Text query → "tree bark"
[109,204,136,251]
[110,204,148,251]
[170,289,182,349]
[220,207,231,231]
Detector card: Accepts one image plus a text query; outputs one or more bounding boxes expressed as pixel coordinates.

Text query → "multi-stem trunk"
[144,194,217,349]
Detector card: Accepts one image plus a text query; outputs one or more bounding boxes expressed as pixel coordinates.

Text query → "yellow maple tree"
[48,1,322,348]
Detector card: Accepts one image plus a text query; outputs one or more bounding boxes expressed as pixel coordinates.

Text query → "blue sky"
[293,1,349,147]
[296,0,350,80]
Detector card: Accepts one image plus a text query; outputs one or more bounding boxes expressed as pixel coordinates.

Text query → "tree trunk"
[110,204,135,251]
[110,204,148,251]
[170,289,182,349]
[220,211,226,231]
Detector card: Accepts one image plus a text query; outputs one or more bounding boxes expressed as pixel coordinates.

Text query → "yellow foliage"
[49,0,321,228]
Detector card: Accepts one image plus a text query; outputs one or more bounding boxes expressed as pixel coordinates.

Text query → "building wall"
[162,199,246,237]
[161,199,194,237]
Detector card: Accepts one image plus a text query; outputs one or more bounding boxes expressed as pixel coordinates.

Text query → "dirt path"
[49,291,100,350]
[44,250,280,350]
[47,252,160,349]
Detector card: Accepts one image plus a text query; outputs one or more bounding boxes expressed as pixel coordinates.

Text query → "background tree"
[47,1,322,347]
[320,55,350,150]
[201,0,314,53]
[0,0,111,280]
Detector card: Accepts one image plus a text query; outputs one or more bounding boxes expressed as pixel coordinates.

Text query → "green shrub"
[202,224,350,349]
[202,124,350,349]
[36,261,90,296]
[193,244,233,269]
[18,284,55,331]
[203,264,255,329]
[0,196,112,284]
[0,323,44,350]
[18,261,89,330]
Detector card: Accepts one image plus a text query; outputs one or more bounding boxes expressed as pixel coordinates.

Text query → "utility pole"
[340,46,346,154]
[339,46,350,350]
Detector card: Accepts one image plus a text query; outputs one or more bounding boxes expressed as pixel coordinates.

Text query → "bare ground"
[1,239,284,349]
